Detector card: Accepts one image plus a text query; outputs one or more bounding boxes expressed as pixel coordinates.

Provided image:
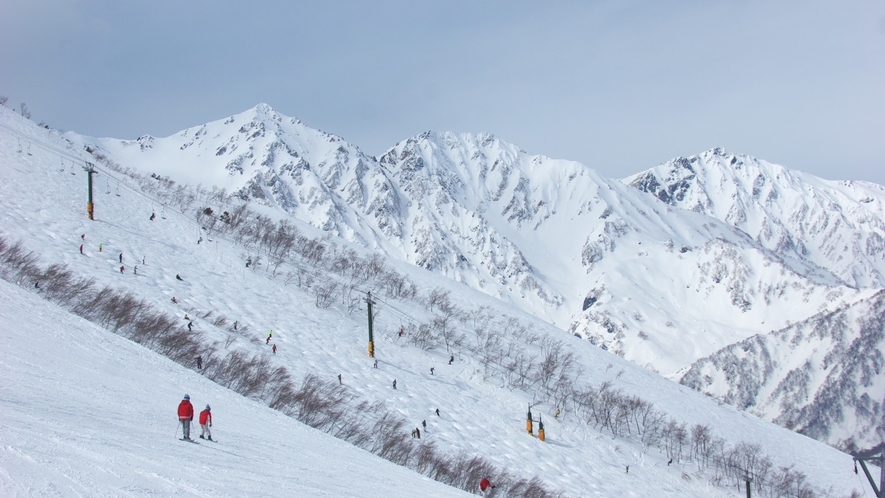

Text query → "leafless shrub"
[0,241,41,285]
[212,314,228,328]
[426,287,451,313]
[407,323,438,351]
[315,280,339,308]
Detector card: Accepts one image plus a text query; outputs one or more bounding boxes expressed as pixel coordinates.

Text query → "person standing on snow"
[119,265,124,274]
[272,344,277,354]
[479,477,495,495]
[199,405,213,441]
[178,394,194,440]
[119,253,123,263]
[79,244,83,254]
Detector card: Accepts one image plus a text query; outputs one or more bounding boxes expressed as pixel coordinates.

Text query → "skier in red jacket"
[199,404,213,441]
[479,476,495,495]
[178,394,194,440]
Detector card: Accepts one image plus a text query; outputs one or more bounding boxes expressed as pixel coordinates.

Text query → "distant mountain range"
[66,103,885,451]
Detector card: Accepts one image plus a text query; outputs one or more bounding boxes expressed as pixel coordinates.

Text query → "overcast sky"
[2,1,883,184]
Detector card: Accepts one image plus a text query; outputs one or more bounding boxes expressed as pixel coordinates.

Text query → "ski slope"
[0,106,869,497]
[0,278,474,497]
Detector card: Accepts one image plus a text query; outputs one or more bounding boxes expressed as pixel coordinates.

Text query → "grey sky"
[2,1,883,184]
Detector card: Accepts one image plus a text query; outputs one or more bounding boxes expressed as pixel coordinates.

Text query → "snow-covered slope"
[682,289,885,452]
[0,278,471,498]
[0,104,867,496]
[625,148,885,289]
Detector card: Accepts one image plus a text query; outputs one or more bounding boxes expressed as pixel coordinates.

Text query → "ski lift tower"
[83,162,96,220]
[854,444,885,497]
[365,292,375,358]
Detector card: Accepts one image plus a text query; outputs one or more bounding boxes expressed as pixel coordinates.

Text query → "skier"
[411,429,416,438]
[233,321,238,330]
[199,405,213,441]
[435,408,440,417]
[188,321,193,331]
[448,354,454,365]
[178,394,194,441]
[422,419,426,431]
[184,313,189,320]
[196,355,203,370]
[134,265,138,275]
[99,243,102,252]
[119,253,123,263]
[171,297,178,304]
[197,236,202,244]
[176,274,183,281]
[268,329,273,338]
[119,265,124,274]
[392,379,397,390]
[79,244,83,254]
[554,409,560,418]
[272,344,277,354]
[373,359,378,368]
[266,336,271,345]
[415,427,420,439]
[479,477,495,495]
[338,374,342,385]
[430,367,435,375]
[81,234,85,241]
[150,212,156,221]
[398,327,404,338]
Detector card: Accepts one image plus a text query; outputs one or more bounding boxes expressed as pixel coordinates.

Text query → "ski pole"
[175,420,181,438]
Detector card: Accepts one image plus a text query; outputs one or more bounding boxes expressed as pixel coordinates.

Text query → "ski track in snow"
[0,107,867,496]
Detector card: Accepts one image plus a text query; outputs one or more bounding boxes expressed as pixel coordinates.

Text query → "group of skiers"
[177,394,213,442]
[77,234,150,276]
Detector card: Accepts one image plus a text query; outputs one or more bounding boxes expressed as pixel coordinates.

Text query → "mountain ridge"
[55,103,885,450]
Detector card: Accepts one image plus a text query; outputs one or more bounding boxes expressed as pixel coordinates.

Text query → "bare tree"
[19,102,30,119]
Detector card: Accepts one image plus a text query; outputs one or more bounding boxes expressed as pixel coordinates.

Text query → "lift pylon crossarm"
[853,443,885,498]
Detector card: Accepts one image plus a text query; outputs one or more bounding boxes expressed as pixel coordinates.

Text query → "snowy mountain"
[0,103,871,496]
[625,148,885,289]
[682,289,885,453]
[49,103,885,451]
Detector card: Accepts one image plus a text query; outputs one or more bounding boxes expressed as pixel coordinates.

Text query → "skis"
[179,438,199,444]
